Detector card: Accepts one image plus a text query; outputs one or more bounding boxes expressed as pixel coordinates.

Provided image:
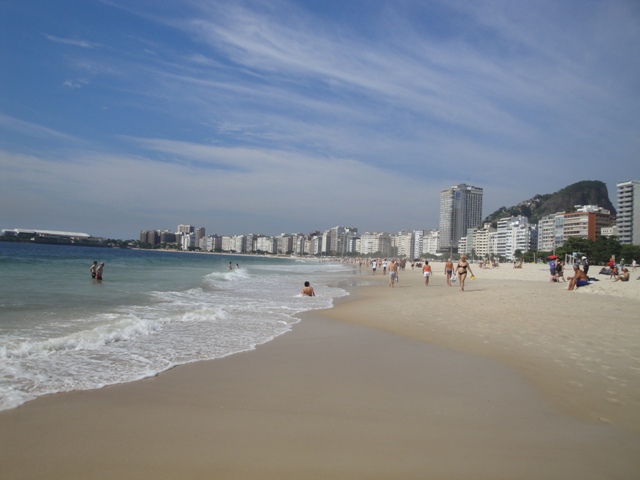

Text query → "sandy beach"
[1,262,639,479]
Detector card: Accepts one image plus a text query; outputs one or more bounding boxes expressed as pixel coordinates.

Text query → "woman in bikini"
[455,255,474,292]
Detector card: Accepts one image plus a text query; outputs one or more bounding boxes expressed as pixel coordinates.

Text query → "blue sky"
[1,0,638,239]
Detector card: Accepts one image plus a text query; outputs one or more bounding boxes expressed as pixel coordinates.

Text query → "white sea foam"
[0,245,353,411]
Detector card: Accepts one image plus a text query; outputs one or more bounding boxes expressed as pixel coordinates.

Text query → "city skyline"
[1,1,639,239]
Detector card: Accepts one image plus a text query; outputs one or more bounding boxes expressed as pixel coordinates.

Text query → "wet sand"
[1,262,639,479]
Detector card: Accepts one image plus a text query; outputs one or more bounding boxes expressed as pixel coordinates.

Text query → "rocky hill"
[483,180,616,226]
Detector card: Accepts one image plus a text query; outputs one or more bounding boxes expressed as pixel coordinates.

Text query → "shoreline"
[1,263,639,478]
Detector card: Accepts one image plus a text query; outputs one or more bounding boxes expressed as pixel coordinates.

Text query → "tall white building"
[439,184,483,251]
[617,180,640,244]
[422,230,440,255]
[195,227,206,248]
[412,230,424,259]
[537,214,557,252]
[359,232,391,257]
[177,224,195,234]
[391,230,414,258]
[496,216,531,260]
[256,236,276,254]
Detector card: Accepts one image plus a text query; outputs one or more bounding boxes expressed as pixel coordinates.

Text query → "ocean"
[0,242,354,411]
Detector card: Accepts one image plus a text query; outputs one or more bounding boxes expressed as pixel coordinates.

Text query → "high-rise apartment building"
[195,227,206,249]
[177,224,195,234]
[617,180,640,244]
[439,184,483,251]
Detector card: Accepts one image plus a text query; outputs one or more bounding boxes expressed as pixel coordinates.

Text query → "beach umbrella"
[548,255,558,260]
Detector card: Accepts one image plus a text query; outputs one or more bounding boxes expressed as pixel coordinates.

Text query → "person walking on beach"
[382,260,388,275]
[455,256,474,292]
[301,281,315,296]
[96,262,104,281]
[422,261,432,286]
[444,258,454,286]
[90,261,98,279]
[371,260,377,275]
[632,259,637,272]
[388,260,397,287]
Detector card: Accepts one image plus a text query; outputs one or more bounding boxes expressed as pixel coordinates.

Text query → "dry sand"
[1,261,639,479]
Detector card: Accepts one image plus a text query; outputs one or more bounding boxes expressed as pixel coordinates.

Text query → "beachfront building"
[391,230,414,258]
[160,230,176,244]
[536,206,613,251]
[344,229,359,255]
[231,235,247,253]
[617,180,640,244]
[537,214,557,252]
[412,230,424,258]
[2,228,97,244]
[177,224,195,234]
[422,229,440,256]
[307,233,322,256]
[471,224,495,259]
[601,225,619,238]
[495,216,531,261]
[325,226,359,255]
[561,207,612,242]
[320,230,332,255]
[256,236,276,254]
[291,234,306,255]
[181,232,196,250]
[140,230,160,245]
[359,232,392,257]
[244,234,256,253]
[439,184,483,252]
[457,236,467,255]
[205,235,222,252]
[195,227,206,248]
[276,234,293,255]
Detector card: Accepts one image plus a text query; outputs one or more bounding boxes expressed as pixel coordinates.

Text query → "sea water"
[0,242,353,410]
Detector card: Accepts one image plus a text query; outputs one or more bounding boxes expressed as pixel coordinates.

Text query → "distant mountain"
[483,180,616,226]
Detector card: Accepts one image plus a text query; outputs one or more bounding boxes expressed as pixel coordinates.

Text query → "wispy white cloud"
[44,33,98,49]
[0,113,78,141]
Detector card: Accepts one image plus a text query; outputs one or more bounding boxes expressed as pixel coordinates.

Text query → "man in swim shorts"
[567,264,588,291]
[444,259,453,286]
[388,260,397,287]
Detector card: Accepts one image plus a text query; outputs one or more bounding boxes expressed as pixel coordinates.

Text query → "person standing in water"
[301,281,315,296]
[96,262,105,281]
[90,261,98,279]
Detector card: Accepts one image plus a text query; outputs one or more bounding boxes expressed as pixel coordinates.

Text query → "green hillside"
[483,180,616,226]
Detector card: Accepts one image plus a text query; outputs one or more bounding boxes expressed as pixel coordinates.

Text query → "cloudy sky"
[1,0,638,239]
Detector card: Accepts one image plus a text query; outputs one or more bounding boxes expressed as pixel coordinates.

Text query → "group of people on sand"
[303,257,476,295]
[89,261,105,281]
[605,258,632,282]
[421,257,474,291]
